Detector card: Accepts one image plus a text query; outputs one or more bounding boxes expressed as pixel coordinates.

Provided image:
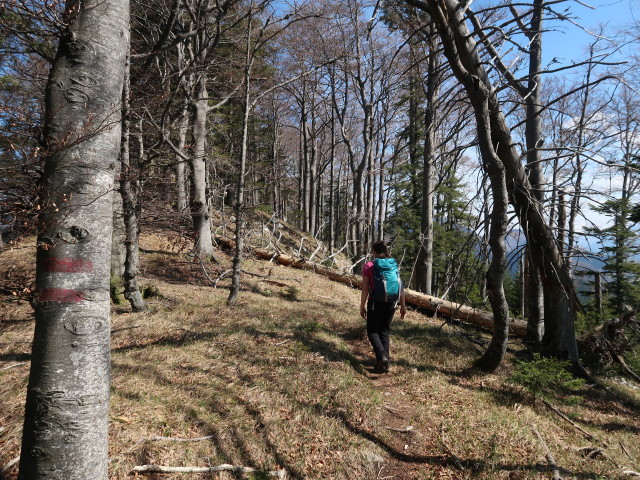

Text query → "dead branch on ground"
[541,399,603,445]
[131,463,286,478]
[532,424,561,480]
[111,325,141,335]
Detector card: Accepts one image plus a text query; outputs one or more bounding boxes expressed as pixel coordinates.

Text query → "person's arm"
[399,287,407,319]
[360,276,369,319]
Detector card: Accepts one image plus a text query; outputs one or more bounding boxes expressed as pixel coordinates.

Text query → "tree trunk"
[175,43,191,218]
[416,33,439,295]
[190,68,214,256]
[111,163,126,279]
[523,0,545,344]
[120,54,146,312]
[329,102,336,252]
[19,1,129,478]
[176,101,190,218]
[470,83,510,373]
[594,271,602,316]
[228,12,254,306]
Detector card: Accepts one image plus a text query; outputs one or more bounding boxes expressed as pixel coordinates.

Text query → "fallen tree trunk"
[131,464,286,478]
[215,237,527,337]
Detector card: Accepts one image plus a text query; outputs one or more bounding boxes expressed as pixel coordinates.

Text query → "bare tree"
[406,0,583,367]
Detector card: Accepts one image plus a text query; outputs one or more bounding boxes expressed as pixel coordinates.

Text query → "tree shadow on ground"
[112,356,307,480]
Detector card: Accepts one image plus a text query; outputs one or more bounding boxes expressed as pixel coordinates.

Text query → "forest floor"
[1,221,640,479]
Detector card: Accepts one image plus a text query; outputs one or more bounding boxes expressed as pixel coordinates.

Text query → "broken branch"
[542,399,602,444]
[131,464,286,478]
[382,425,414,433]
[532,425,561,480]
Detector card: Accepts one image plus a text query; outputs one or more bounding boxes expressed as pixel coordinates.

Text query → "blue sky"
[544,0,635,65]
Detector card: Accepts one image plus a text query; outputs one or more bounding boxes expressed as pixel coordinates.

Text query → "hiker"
[359,240,406,373]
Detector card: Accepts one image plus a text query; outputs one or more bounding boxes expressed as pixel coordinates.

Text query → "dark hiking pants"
[366,299,395,361]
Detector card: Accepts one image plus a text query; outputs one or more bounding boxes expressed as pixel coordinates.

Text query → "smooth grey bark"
[308,105,318,236]
[407,0,581,366]
[173,35,192,218]
[190,67,214,256]
[228,9,254,306]
[300,79,311,232]
[19,1,129,479]
[176,105,190,218]
[111,162,126,279]
[120,53,146,312]
[523,0,545,344]
[415,30,439,295]
[474,105,511,372]
[329,83,336,252]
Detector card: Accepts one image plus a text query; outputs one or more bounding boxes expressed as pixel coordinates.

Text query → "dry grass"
[1,232,639,480]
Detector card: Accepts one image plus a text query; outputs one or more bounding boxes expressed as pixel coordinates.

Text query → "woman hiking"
[360,240,406,373]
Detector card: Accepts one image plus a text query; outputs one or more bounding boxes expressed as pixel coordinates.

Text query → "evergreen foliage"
[386,168,486,305]
[509,354,585,403]
[585,197,640,315]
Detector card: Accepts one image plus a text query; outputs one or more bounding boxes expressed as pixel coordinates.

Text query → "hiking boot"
[381,357,390,373]
[374,357,390,374]
[374,358,385,374]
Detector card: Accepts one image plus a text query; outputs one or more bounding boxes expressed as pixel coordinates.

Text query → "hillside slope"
[1,230,639,479]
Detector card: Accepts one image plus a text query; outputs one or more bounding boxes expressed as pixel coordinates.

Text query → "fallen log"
[131,464,286,478]
[215,237,527,337]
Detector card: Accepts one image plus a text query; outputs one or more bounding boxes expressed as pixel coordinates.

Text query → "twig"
[214,269,232,287]
[620,441,634,461]
[610,348,640,383]
[198,256,221,286]
[175,327,199,335]
[1,362,25,371]
[440,425,465,470]
[382,425,414,433]
[383,404,407,417]
[307,225,326,262]
[307,241,323,263]
[575,446,605,459]
[131,464,286,478]
[541,400,601,444]
[1,456,19,475]
[110,325,141,335]
[296,237,305,257]
[324,239,352,264]
[262,279,288,287]
[532,424,561,480]
[145,434,215,442]
[623,470,640,477]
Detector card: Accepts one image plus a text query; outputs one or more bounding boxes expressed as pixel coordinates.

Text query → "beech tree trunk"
[120,51,146,312]
[228,9,254,306]
[111,165,126,279]
[19,1,129,478]
[474,104,511,372]
[416,30,439,295]
[523,0,545,344]
[190,63,214,256]
[175,51,191,218]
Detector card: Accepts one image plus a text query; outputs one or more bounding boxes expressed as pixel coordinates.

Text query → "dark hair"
[371,240,389,257]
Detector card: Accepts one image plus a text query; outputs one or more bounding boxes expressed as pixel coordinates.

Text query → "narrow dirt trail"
[344,330,461,479]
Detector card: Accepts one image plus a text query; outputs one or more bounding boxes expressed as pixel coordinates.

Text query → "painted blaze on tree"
[19,1,129,479]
